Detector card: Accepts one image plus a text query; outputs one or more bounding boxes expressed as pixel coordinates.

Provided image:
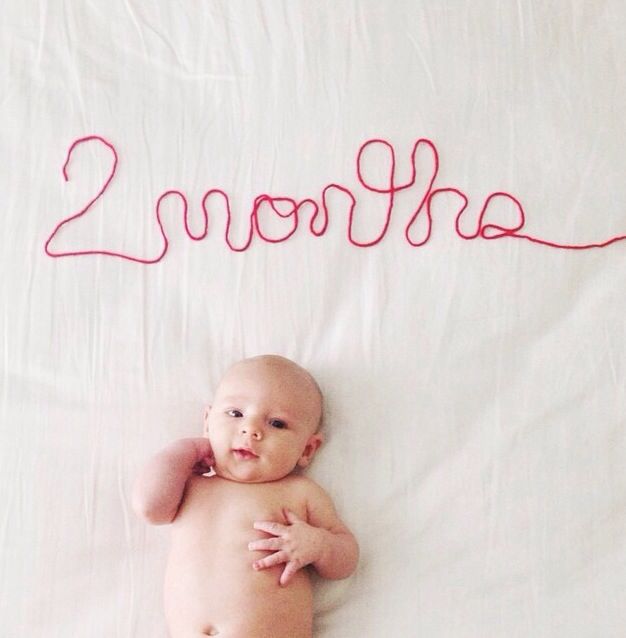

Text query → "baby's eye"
[269,419,287,429]
[227,409,243,418]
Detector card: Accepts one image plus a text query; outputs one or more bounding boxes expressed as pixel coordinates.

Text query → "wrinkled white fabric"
[1,2,625,636]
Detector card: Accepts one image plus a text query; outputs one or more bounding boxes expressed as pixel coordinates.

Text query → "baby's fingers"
[192,460,212,475]
[252,550,288,571]
[279,560,301,587]
[249,538,283,552]
[253,520,287,536]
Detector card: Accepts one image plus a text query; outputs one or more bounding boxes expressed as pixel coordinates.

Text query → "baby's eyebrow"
[271,411,295,421]
[219,395,245,404]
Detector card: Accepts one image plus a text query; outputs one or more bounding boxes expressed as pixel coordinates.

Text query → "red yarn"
[43,134,626,263]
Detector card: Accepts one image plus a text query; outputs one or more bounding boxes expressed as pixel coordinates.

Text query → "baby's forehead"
[222,357,311,386]
[217,363,308,398]
[215,359,322,413]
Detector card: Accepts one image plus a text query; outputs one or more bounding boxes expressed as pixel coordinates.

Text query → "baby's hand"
[188,437,215,475]
[249,509,326,586]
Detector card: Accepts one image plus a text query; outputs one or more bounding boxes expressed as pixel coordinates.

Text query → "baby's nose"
[241,422,263,439]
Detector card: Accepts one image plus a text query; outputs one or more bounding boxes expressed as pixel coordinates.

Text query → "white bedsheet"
[2,2,625,636]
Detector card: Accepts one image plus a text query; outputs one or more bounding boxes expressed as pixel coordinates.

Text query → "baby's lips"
[233,448,259,459]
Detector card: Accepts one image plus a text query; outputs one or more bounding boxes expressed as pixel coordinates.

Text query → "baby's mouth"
[232,448,259,460]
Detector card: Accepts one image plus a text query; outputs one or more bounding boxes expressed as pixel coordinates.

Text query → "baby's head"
[203,355,324,483]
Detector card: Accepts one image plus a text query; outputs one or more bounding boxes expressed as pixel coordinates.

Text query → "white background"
[1,1,625,636]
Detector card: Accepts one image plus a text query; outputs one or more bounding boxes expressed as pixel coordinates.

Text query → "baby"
[132,355,359,638]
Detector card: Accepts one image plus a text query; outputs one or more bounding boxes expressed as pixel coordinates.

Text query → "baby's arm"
[251,479,359,585]
[305,481,359,580]
[131,437,214,525]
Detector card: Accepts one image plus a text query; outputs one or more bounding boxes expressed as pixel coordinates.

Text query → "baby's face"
[204,358,323,483]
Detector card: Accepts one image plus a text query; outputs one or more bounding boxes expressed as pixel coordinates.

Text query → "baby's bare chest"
[168,475,309,573]
[164,475,313,635]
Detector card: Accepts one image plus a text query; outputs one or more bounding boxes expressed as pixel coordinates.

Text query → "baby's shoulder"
[282,474,328,505]
[286,475,345,531]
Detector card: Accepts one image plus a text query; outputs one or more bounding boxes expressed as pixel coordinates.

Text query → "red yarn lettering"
[43,134,626,264]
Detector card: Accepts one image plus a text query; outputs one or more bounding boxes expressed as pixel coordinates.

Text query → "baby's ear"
[297,432,323,468]
[202,404,212,436]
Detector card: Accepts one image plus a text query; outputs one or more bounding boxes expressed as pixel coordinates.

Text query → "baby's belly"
[164,523,313,637]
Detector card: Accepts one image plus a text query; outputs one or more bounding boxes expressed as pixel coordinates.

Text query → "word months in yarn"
[43,135,626,264]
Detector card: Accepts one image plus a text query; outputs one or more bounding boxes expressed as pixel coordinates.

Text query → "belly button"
[203,626,219,636]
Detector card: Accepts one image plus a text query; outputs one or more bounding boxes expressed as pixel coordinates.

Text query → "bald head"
[222,355,323,432]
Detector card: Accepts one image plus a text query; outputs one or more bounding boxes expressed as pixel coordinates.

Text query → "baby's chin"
[213,462,288,484]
